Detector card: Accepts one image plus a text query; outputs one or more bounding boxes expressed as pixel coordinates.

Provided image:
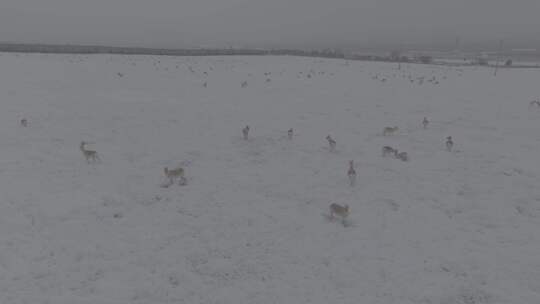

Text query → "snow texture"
[1,53,540,303]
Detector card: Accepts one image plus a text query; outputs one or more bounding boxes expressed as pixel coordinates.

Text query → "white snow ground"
[1,53,540,303]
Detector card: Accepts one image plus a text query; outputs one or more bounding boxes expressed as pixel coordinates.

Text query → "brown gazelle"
[383,126,399,136]
[164,167,186,186]
[347,160,356,186]
[329,203,349,221]
[242,125,250,140]
[326,135,336,151]
[287,128,293,140]
[422,117,429,129]
[446,136,454,152]
[382,146,397,157]
[80,141,100,163]
[394,150,409,162]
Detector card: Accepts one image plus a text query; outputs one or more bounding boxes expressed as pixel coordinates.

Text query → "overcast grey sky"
[1,0,539,48]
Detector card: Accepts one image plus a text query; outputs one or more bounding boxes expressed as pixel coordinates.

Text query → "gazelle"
[446,136,454,152]
[382,146,397,157]
[326,135,336,151]
[329,203,349,221]
[383,126,399,136]
[347,160,357,186]
[242,125,250,140]
[287,128,293,140]
[394,150,409,162]
[80,141,100,163]
[422,117,429,129]
[164,167,186,186]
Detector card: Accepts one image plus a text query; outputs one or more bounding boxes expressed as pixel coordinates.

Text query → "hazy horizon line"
[1,39,539,53]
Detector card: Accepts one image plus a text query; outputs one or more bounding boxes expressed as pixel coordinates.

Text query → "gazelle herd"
[66,114,455,225]
[19,73,537,230]
[233,117,456,226]
[18,106,460,228]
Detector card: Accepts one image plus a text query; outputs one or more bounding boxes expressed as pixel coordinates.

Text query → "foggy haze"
[1,0,539,49]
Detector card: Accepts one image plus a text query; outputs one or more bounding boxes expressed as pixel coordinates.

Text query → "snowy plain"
[1,52,540,303]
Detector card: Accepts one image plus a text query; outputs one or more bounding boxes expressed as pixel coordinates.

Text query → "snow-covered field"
[1,52,540,303]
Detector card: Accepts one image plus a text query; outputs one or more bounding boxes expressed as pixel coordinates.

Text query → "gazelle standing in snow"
[422,117,429,129]
[80,141,100,163]
[383,126,399,136]
[287,128,293,140]
[347,160,357,186]
[242,125,250,140]
[382,146,397,157]
[446,136,454,152]
[329,203,349,221]
[164,166,186,186]
[394,150,409,162]
[326,135,336,151]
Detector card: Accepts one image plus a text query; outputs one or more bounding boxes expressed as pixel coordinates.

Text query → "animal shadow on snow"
[322,212,355,228]
[159,176,189,188]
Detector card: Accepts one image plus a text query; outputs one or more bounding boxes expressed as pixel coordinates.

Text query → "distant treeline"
[0,43,347,59]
